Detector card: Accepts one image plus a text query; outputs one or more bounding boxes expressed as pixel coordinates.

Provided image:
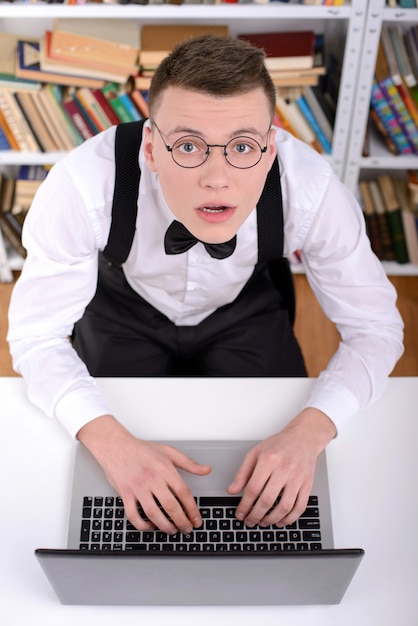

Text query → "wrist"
[285,407,337,453]
[76,414,131,457]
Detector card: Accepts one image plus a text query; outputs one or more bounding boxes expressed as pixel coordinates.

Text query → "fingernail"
[236,512,244,521]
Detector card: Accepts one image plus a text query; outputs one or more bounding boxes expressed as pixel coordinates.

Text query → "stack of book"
[138,24,229,81]
[0,165,49,261]
[274,85,334,155]
[0,81,150,153]
[15,19,140,87]
[358,173,418,266]
[237,30,326,88]
[368,24,418,157]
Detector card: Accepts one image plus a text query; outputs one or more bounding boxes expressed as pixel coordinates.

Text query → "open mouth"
[200,206,229,213]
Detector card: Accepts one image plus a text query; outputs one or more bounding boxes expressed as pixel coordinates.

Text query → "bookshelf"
[344,0,418,275]
[0,1,366,279]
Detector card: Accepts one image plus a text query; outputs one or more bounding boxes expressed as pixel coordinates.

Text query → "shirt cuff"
[55,385,112,439]
[301,376,360,435]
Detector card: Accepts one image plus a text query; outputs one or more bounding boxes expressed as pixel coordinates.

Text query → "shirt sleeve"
[298,173,404,433]
[7,156,114,439]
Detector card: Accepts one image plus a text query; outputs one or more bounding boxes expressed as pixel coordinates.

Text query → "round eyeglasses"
[153,122,269,169]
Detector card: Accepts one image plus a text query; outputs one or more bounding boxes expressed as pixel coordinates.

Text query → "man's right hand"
[76,414,211,534]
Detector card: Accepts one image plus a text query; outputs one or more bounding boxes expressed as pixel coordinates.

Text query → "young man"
[8,35,403,536]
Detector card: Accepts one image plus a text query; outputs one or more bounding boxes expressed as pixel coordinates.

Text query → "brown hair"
[148,34,276,121]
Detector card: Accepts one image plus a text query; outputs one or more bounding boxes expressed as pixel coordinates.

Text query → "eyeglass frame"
[152,121,271,170]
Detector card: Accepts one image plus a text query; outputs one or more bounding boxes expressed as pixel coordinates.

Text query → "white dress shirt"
[7,123,404,439]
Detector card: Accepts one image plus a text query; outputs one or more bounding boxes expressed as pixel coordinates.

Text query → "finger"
[239,479,285,528]
[272,483,312,528]
[122,494,157,532]
[165,473,205,530]
[227,448,258,494]
[163,445,212,476]
[140,491,191,534]
[234,466,274,524]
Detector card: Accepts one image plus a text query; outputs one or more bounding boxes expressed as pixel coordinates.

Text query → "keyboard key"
[202,544,215,552]
[200,497,241,507]
[300,507,319,518]
[80,520,91,543]
[299,519,320,529]
[125,544,147,551]
[303,531,322,542]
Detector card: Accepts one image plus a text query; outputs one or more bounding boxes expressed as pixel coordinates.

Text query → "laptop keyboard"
[79,495,322,552]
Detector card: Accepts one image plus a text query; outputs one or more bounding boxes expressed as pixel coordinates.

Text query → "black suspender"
[103,120,295,324]
[103,120,145,267]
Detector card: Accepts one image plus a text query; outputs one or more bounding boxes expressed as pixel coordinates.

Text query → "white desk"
[1,377,417,625]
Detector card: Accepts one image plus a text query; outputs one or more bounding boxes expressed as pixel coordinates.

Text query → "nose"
[199,146,231,189]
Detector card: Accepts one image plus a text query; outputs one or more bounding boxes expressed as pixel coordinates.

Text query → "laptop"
[35,438,364,606]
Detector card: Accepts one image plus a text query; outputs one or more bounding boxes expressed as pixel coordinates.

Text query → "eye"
[172,136,207,156]
[179,142,198,154]
[229,137,258,155]
[234,142,252,154]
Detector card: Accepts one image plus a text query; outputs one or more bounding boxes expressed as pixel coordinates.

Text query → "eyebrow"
[166,126,267,141]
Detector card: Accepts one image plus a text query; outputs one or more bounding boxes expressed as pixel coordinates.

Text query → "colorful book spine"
[378,75,418,154]
[0,125,10,150]
[62,97,95,141]
[370,79,413,155]
[295,94,332,154]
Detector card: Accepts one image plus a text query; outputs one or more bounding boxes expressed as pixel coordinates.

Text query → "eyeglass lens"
[170,135,265,169]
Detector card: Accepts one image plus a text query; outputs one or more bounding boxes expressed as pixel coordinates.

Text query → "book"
[0,124,11,151]
[369,107,398,155]
[39,85,83,149]
[295,92,332,154]
[375,39,418,154]
[275,90,321,152]
[383,25,418,128]
[358,180,385,260]
[14,91,60,153]
[49,19,140,70]
[40,32,131,86]
[303,85,333,144]
[0,107,20,151]
[101,85,136,124]
[117,92,142,121]
[393,177,418,265]
[370,79,413,155]
[367,180,396,262]
[45,84,84,147]
[0,89,40,152]
[398,0,415,8]
[268,65,326,87]
[36,88,76,152]
[238,31,315,72]
[61,95,95,141]
[377,174,409,264]
[0,32,40,91]
[91,87,122,126]
[15,40,107,89]
[0,210,26,259]
[139,24,229,69]
[75,87,114,133]
[126,81,149,118]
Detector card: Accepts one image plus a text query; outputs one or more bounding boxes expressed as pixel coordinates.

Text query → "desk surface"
[1,377,417,625]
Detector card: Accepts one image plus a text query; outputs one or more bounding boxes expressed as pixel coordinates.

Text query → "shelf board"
[0,3,352,20]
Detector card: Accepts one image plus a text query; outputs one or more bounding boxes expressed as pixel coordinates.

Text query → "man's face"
[143,86,276,244]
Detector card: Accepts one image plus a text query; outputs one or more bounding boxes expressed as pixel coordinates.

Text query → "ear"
[267,127,277,168]
[143,125,157,172]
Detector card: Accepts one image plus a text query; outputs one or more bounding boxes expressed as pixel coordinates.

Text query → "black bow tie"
[164,220,236,260]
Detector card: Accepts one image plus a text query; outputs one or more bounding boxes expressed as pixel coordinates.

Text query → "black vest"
[103,120,295,325]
